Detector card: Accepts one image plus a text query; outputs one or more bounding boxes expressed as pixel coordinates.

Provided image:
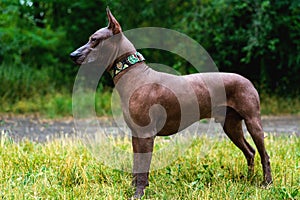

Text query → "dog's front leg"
[131,136,155,199]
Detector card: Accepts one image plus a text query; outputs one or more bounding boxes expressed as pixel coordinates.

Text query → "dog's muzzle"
[70,51,83,62]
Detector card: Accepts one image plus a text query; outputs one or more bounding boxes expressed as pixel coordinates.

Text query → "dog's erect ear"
[106,7,122,34]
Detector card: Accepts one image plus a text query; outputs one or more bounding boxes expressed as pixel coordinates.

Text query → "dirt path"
[0,115,299,142]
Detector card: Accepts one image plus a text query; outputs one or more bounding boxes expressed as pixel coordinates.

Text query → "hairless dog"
[70,8,272,199]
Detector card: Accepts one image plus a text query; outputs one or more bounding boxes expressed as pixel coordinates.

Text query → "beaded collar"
[112,52,145,77]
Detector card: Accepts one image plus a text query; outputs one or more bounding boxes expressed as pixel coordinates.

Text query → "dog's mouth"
[70,48,99,66]
[72,56,85,65]
[70,51,86,65]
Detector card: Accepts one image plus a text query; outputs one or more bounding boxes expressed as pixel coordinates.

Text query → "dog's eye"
[91,37,97,42]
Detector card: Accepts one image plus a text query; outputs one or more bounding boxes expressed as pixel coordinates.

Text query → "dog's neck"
[111,35,147,84]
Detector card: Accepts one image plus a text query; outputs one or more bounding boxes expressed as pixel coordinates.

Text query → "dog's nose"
[70,51,82,61]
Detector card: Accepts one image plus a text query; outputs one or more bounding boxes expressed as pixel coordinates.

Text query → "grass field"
[1,91,300,118]
[0,132,299,199]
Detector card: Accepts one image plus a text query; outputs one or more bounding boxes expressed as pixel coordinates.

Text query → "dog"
[70,8,272,199]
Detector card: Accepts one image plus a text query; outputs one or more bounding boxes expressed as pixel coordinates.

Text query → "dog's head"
[70,8,125,68]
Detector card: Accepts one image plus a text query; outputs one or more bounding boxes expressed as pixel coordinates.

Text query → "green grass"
[0,132,298,199]
[0,91,113,118]
[260,94,300,115]
[1,91,300,118]
[1,64,300,117]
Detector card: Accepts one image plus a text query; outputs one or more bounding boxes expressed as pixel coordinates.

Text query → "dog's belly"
[156,119,199,136]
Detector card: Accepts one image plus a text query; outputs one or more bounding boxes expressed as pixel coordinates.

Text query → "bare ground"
[0,115,299,142]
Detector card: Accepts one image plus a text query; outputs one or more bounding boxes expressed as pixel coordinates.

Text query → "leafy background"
[1,0,299,116]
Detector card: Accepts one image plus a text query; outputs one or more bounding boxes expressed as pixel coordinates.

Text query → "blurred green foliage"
[0,0,299,115]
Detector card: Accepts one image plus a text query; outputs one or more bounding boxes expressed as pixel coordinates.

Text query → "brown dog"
[70,8,272,199]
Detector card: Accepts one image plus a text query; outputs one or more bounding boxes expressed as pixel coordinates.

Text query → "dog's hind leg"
[244,116,272,186]
[222,107,256,178]
[131,135,155,199]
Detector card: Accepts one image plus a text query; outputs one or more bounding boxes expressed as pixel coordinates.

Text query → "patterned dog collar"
[113,52,145,77]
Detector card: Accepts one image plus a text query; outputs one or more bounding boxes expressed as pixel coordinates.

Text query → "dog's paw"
[261,179,273,189]
[129,189,144,200]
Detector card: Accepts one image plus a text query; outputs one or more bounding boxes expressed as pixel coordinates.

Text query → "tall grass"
[0,64,112,117]
[0,132,298,199]
[1,90,299,118]
[0,65,55,101]
[260,93,300,115]
[1,64,300,117]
